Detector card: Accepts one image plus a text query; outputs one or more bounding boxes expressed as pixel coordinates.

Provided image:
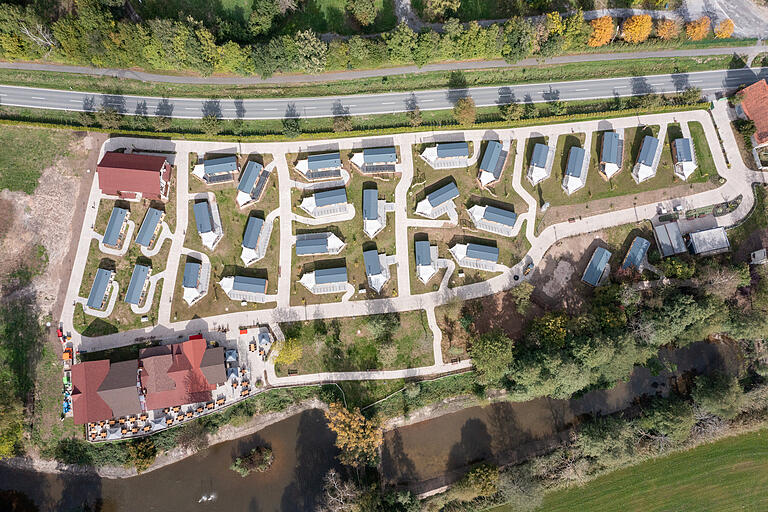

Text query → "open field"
[275,311,433,376]
[0,125,76,193]
[289,152,399,305]
[527,429,768,512]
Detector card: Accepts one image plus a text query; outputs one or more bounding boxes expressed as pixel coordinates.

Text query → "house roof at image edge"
[740,79,768,146]
[242,216,264,249]
[125,264,150,305]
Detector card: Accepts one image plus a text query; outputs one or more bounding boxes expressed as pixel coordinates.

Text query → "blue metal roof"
[183,261,201,288]
[483,205,517,226]
[233,275,267,294]
[362,188,378,220]
[674,138,693,162]
[479,141,502,173]
[582,247,612,286]
[415,241,431,266]
[125,264,150,305]
[237,161,263,193]
[135,208,163,247]
[242,216,264,249]
[314,188,347,207]
[531,143,549,168]
[296,233,330,255]
[565,146,586,179]
[363,147,397,164]
[315,266,347,284]
[622,237,651,269]
[193,201,212,234]
[363,249,382,276]
[466,243,499,262]
[103,207,128,247]
[204,155,238,175]
[426,182,459,207]
[87,268,112,309]
[638,136,659,166]
[308,152,341,171]
[601,131,621,165]
[437,142,469,158]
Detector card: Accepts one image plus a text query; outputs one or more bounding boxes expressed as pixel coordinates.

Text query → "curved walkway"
[97,220,135,256]
[130,272,164,315]
[140,222,172,258]
[78,281,120,319]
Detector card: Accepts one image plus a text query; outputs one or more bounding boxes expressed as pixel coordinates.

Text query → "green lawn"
[0,125,75,193]
[728,185,767,249]
[531,429,768,512]
[274,0,397,35]
[275,311,433,376]
[688,121,721,183]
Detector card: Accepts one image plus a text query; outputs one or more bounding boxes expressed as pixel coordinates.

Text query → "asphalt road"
[1,67,766,120]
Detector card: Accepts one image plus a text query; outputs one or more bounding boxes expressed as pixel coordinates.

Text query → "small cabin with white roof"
[562,146,587,195]
[219,275,269,303]
[672,138,697,180]
[449,242,499,271]
[415,182,459,219]
[300,188,349,218]
[527,143,554,185]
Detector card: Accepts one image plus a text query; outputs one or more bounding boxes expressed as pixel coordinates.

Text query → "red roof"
[139,338,217,410]
[71,360,113,425]
[97,152,171,200]
[740,80,768,146]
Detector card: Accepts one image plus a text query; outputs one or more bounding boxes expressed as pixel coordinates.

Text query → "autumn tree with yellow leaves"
[686,16,711,41]
[714,19,734,39]
[622,14,652,43]
[325,403,383,467]
[655,19,680,40]
[588,16,613,47]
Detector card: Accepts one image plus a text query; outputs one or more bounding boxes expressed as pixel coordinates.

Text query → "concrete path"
[292,205,356,225]
[140,222,173,258]
[425,306,444,366]
[130,272,165,316]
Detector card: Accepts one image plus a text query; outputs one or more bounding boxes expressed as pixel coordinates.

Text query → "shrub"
[588,16,614,47]
[656,19,680,40]
[686,16,711,41]
[692,372,746,420]
[714,19,734,39]
[347,0,379,27]
[622,15,652,44]
[453,97,477,126]
[230,446,274,477]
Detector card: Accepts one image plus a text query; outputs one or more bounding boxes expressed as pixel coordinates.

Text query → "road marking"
[184,107,197,110]
[305,106,316,110]
[650,83,664,86]
[689,80,703,83]
[614,86,627,89]
[421,99,434,102]
[382,102,395,105]
[263,108,277,111]
[31,96,45,100]
[70,100,81,103]
[573,88,589,92]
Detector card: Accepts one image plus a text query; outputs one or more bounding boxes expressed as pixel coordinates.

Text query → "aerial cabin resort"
[632,135,660,183]
[300,188,349,218]
[295,232,345,256]
[219,275,269,303]
[350,146,398,174]
[527,143,554,186]
[96,151,172,201]
[135,208,165,249]
[299,266,349,295]
[414,239,439,284]
[296,152,343,181]
[102,206,129,249]
[468,204,517,237]
[416,181,460,219]
[363,248,391,294]
[477,140,506,187]
[86,268,115,311]
[449,242,499,271]
[672,138,697,180]
[599,131,624,179]
[124,264,151,307]
[236,160,270,207]
[421,141,470,169]
[582,247,612,287]
[193,155,239,184]
[561,146,588,195]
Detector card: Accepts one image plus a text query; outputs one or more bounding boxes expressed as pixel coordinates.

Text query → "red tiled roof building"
[139,338,226,410]
[740,79,768,147]
[97,152,172,201]
[71,360,141,424]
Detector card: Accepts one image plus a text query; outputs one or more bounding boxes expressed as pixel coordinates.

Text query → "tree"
[318,469,362,512]
[413,30,439,67]
[407,105,422,127]
[527,312,568,349]
[151,115,172,132]
[274,337,302,365]
[453,97,477,126]
[588,16,613,47]
[282,117,302,138]
[678,86,703,105]
[468,330,515,385]
[574,415,635,466]
[230,446,274,476]
[347,0,379,27]
[692,372,745,420]
[295,30,327,73]
[686,16,711,41]
[249,0,280,36]
[655,19,680,40]
[622,15,652,43]
[95,106,122,130]
[637,396,696,446]
[501,17,536,64]
[714,18,734,39]
[333,114,353,132]
[425,0,460,21]
[200,114,222,136]
[384,21,416,64]
[325,403,383,467]
[508,282,534,314]
[127,438,157,473]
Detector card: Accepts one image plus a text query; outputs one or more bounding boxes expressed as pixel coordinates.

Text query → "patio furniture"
[118,418,125,424]
[165,418,173,425]
[131,427,139,433]
[206,402,214,410]
[143,425,151,432]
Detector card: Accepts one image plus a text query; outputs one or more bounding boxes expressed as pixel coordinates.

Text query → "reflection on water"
[0,341,740,508]
[0,409,340,512]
